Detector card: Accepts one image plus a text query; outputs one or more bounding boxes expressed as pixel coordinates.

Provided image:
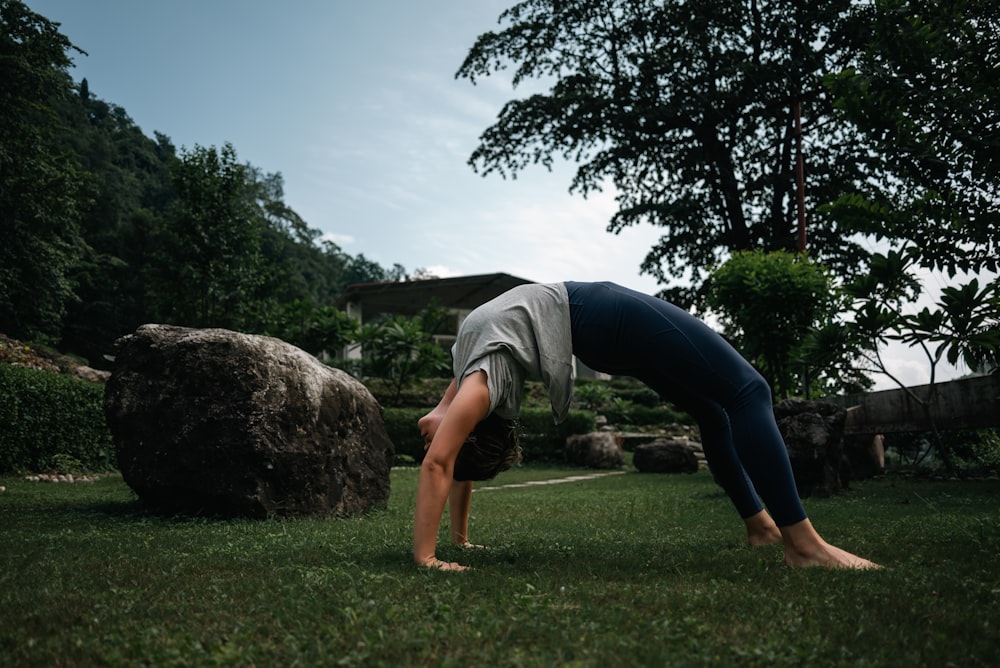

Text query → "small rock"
[564,432,624,469]
[633,438,700,474]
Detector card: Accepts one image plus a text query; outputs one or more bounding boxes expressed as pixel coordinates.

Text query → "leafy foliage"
[839,248,999,469]
[356,307,452,404]
[844,248,1000,385]
[458,0,875,304]
[706,250,841,397]
[461,0,998,391]
[0,2,417,366]
[265,300,359,358]
[145,143,267,329]
[573,380,615,412]
[0,364,114,473]
[0,0,88,343]
[823,0,1000,277]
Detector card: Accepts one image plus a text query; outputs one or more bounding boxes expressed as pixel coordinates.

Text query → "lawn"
[2,466,999,667]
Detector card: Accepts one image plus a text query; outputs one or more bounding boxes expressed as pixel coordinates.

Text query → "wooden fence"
[833,375,1000,435]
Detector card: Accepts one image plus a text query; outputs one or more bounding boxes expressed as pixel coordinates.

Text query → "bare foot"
[744,510,783,547]
[419,557,468,572]
[457,542,489,550]
[780,519,881,569]
[784,541,881,569]
[748,527,783,547]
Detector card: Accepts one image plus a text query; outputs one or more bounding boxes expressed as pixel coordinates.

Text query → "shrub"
[602,402,693,429]
[947,428,1000,473]
[381,407,428,464]
[0,365,115,473]
[380,407,597,466]
[573,381,614,411]
[364,377,452,409]
[606,380,662,407]
[518,408,596,462]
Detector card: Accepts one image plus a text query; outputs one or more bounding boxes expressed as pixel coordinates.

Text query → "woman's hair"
[453,412,522,482]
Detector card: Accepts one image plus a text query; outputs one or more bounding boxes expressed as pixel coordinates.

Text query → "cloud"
[319,232,355,246]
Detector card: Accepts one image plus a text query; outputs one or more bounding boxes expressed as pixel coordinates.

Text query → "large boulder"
[773,398,845,498]
[104,324,394,518]
[564,432,624,469]
[633,438,700,474]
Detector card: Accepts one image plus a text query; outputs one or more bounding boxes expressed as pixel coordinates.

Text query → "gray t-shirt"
[452,282,575,423]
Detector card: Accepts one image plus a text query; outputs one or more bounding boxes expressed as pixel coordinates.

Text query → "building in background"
[337,273,607,379]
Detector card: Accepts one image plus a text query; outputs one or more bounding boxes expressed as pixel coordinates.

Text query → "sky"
[26,0,980,389]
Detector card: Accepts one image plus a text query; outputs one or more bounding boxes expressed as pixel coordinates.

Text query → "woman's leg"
[668,394,783,546]
[567,281,805,525]
[567,282,878,568]
[668,394,763,519]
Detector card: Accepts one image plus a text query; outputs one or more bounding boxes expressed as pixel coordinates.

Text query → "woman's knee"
[735,370,773,409]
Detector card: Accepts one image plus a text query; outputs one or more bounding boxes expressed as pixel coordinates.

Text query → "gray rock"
[633,438,699,473]
[773,398,845,497]
[564,432,624,469]
[104,324,394,518]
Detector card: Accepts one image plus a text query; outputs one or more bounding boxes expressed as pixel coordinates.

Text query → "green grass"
[2,467,999,667]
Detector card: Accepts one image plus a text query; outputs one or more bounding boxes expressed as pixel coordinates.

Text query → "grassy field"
[2,465,999,667]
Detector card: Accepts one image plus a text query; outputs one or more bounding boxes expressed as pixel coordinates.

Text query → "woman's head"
[453,412,521,482]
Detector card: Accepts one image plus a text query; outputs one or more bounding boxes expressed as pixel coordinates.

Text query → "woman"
[414,281,878,571]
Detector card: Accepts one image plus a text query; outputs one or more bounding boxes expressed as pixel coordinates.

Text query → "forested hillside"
[1,1,408,368]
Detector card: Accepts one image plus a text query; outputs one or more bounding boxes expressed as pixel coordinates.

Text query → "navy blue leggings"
[566,281,806,526]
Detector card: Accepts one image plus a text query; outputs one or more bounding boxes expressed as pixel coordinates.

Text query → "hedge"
[0,365,115,474]
[601,403,694,429]
[382,406,597,465]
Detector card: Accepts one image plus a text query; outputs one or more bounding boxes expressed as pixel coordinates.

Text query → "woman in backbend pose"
[413,281,879,572]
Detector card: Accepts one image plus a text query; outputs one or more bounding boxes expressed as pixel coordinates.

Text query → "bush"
[364,377,452,409]
[606,379,663,407]
[518,408,596,462]
[381,407,428,464]
[602,402,693,429]
[573,380,614,412]
[0,365,115,473]
[380,407,597,466]
[947,429,1000,473]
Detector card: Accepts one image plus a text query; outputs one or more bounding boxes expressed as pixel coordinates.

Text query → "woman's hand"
[418,409,444,449]
[418,378,458,448]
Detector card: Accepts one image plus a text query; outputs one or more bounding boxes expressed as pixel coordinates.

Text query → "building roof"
[337,272,533,318]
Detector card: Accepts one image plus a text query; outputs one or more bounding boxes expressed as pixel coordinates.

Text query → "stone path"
[473,470,626,493]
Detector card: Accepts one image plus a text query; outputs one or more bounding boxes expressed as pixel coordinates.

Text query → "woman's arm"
[413,372,490,570]
[449,480,474,546]
[420,380,480,549]
[418,378,459,444]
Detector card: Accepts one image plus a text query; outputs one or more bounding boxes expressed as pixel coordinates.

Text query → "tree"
[146,143,266,329]
[266,300,358,359]
[823,0,1000,278]
[458,0,875,306]
[706,250,840,398]
[357,308,451,404]
[841,248,1000,470]
[0,0,88,342]
[56,89,176,364]
[821,0,1000,394]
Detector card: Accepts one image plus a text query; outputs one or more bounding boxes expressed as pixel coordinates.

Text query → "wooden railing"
[833,375,1000,435]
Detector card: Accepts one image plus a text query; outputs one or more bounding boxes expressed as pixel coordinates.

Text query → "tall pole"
[795,98,807,253]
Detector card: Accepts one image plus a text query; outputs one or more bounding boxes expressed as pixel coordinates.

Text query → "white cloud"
[418,264,458,278]
[319,232,355,246]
